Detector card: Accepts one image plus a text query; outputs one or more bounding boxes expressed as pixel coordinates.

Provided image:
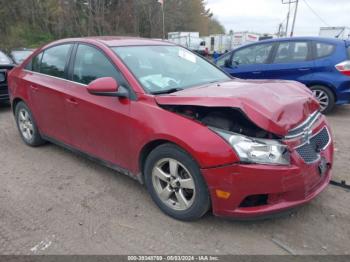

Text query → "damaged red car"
[8,37,334,221]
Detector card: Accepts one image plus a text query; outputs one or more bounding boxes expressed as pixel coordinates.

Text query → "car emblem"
[301,128,312,144]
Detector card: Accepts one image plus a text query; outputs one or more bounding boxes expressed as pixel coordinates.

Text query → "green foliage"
[0,0,226,50]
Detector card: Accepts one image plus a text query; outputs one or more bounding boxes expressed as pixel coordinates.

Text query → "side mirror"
[87,77,128,98]
[224,58,232,68]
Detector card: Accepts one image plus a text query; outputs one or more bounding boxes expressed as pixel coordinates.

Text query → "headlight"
[212,128,290,165]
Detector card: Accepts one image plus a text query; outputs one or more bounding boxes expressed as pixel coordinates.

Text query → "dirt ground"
[0,103,349,255]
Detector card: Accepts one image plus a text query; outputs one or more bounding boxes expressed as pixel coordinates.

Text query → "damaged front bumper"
[201,115,334,219]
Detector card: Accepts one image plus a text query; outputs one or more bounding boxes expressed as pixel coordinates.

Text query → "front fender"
[128,99,238,173]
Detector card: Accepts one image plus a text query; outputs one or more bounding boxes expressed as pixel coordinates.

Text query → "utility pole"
[282,0,298,37]
[162,3,165,39]
[290,0,299,37]
[285,1,291,36]
[157,0,165,39]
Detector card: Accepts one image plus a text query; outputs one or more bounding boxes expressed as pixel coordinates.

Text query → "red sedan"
[8,37,333,221]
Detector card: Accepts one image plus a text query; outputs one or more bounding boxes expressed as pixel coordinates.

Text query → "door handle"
[298,68,310,71]
[65,98,78,105]
[252,71,262,74]
[30,85,39,92]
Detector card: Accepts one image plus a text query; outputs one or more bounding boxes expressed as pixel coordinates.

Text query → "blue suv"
[216,37,350,113]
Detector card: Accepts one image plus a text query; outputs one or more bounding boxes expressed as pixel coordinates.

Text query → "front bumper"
[0,85,9,101]
[0,69,9,102]
[201,119,333,219]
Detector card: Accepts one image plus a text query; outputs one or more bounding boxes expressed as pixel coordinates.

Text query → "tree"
[0,0,226,50]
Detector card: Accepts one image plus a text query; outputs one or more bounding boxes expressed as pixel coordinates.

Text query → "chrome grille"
[295,127,330,164]
[286,111,321,139]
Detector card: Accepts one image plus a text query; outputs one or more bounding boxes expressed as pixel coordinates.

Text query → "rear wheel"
[15,101,45,146]
[310,85,335,114]
[144,144,210,221]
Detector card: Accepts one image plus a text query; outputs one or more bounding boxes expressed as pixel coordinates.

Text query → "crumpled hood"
[155,79,320,136]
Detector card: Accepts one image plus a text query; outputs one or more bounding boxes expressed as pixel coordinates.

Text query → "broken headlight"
[212,128,290,165]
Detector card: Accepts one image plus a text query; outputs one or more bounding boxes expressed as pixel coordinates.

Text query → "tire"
[15,101,45,146]
[310,85,335,114]
[144,143,210,221]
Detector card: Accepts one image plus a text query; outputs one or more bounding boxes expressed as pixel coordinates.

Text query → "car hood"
[155,79,320,136]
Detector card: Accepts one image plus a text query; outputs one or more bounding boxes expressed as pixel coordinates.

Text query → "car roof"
[49,36,175,47]
[258,36,346,45]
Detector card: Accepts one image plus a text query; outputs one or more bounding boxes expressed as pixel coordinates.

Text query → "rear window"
[347,46,350,59]
[316,42,335,58]
[0,51,11,65]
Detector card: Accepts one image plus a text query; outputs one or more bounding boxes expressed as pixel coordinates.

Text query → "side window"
[273,41,308,63]
[216,52,231,67]
[40,44,72,78]
[73,44,123,85]
[232,43,273,65]
[31,52,43,72]
[316,42,335,58]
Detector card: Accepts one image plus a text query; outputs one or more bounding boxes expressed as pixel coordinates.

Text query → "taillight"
[335,60,350,76]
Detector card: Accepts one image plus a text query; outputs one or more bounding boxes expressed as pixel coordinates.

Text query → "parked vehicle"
[0,50,14,103]
[231,32,260,49]
[204,32,261,55]
[167,32,206,55]
[216,37,350,113]
[319,27,350,40]
[8,37,333,221]
[10,48,35,65]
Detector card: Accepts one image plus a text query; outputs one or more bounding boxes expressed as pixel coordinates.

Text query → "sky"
[205,0,350,36]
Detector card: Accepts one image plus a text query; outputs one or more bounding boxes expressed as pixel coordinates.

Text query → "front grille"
[286,111,321,139]
[295,127,330,163]
[0,72,5,83]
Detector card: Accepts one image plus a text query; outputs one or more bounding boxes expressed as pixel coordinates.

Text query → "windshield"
[0,51,12,65]
[11,50,33,64]
[112,45,230,94]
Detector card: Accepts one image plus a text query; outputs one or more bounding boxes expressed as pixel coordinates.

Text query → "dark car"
[0,50,14,103]
[216,37,350,113]
[8,37,333,221]
[10,49,35,65]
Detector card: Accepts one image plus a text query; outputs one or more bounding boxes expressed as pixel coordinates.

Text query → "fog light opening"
[239,194,268,208]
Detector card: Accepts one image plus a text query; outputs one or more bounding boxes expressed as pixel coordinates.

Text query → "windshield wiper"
[151,88,184,95]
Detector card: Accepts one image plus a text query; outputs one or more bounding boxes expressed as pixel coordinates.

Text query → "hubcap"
[18,109,34,141]
[152,158,195,211]
[312,89,329,112]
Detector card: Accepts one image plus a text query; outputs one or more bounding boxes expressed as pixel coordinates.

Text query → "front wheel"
[144,144,210,221]
[310,85,335,114]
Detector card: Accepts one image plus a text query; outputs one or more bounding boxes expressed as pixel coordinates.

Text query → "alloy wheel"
[18,108,34,141]
[312,89,329,112]
[151,158,196,211]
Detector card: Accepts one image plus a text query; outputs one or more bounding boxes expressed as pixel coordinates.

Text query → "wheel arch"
[305,81,338,102]
[12,97,25,115]
[138,139,202,184]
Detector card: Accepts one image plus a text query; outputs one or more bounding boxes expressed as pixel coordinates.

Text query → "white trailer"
[231,32,260,48]
[319,27,350,40]
[167,32,206,53]
[203,32,261,55]
[206,34,233,54]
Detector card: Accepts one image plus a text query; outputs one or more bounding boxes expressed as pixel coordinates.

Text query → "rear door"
[219,42,275,79]
[264,40,315,82]
[24,44,73,144]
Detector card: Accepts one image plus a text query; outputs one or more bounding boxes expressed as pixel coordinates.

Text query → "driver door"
[221,42,275,79]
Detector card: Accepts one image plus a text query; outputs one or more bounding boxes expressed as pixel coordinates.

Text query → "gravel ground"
[0,103,349,255]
